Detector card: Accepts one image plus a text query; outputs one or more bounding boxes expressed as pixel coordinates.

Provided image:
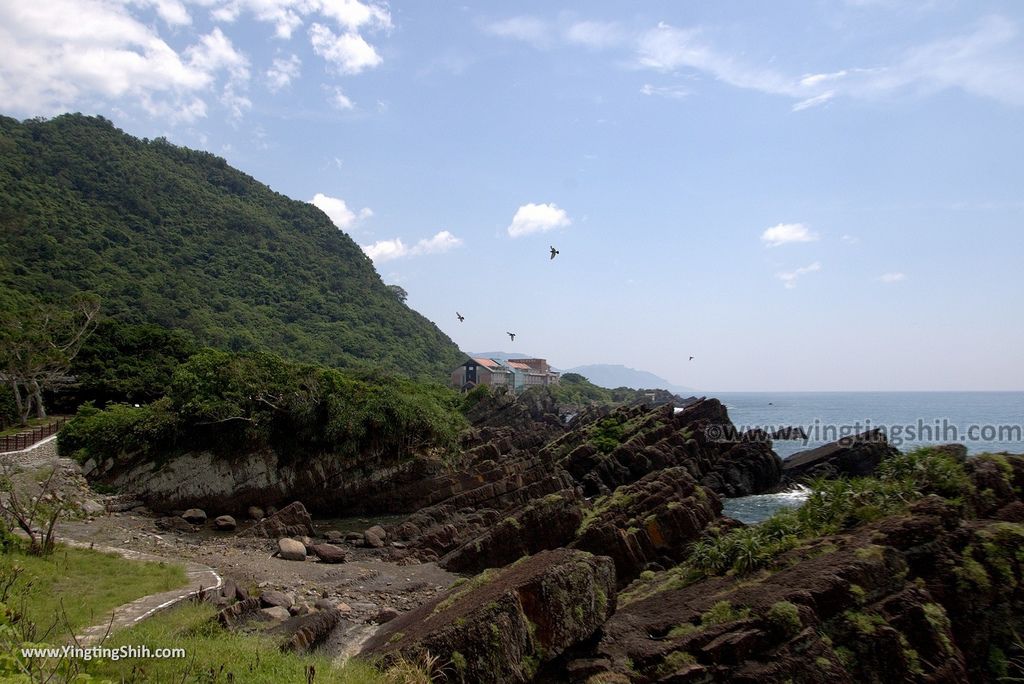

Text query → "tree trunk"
[13,381,32,426]
[30,379,46,420]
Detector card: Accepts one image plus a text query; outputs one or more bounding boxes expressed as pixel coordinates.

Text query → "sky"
[2,0,1023,391]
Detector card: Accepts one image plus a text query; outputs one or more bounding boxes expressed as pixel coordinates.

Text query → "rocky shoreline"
[28,391,1024,681]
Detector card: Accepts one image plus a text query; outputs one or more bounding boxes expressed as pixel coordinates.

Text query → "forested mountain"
[0,114,463,380]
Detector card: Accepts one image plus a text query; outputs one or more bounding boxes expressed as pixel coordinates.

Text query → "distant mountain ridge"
[565,364,695,394]
[0,114,464,380]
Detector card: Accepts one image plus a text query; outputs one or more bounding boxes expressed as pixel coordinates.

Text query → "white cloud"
[134,0,191,25]
[362,230,463,262]
[362,238,407,262]
[776,262,822,289]
[841,234,860,245]
[879,272,907,283]
[266,54,301,91]
[565,21,624,49]
[792,90,836,111]
[633,16,1024,109]
[761,223,820,247]
[200,0,390,41]
[411,230,462,255]
[507,202,572,238]
[327,85,354,109]
[485,16,551,47]
[0,1,249,120]
[311,192,371,231]
[309,22,382,74]
[636,23,799,97]
[640,83,690,100]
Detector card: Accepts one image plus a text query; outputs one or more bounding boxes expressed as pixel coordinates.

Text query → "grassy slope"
[5,544,187,633]
[0,114,463,381]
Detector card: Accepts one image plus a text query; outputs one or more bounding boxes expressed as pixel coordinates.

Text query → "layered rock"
[394,398,781,575]
[570,454,1024,683]
[361,549,616,684]
[239,501,315,538]
[440,493,585,574]
[573,467,722,586]
[782,429,900,483]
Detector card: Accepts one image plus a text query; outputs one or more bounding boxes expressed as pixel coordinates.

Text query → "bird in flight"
[550,246,559,260]
[507,332,516,342]
[456,312,464,322]
[689,356,694,361]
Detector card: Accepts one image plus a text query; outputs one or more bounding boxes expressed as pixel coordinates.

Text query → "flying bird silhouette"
[689,356,694,361]
[550,246,559,260]
[456,312,464,322]
[507,332,516,342]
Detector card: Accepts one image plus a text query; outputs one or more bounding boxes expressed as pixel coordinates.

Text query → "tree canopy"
[0,114,464,381]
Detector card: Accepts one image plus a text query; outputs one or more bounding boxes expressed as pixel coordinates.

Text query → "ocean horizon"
[700,390,1024,458]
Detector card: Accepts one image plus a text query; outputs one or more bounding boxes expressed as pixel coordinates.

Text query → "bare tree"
[0,461,65,556]
[0,293,100,425]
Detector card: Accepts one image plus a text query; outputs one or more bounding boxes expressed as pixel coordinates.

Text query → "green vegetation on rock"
[59,349,467,463]
[0,114,463,382]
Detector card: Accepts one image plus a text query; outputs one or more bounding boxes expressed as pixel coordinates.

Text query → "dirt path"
[64,540,222,645]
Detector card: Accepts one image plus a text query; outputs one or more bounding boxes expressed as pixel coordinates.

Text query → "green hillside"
[0,114,463,380]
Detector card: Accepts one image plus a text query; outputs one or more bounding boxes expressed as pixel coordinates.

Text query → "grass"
[2,543,187,634]
[0,417,59,438]
[83,603,392,683]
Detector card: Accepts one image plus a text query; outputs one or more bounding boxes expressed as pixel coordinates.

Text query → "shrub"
[701,601,750,626]
[766,601,802,638]
[60,350,467,465]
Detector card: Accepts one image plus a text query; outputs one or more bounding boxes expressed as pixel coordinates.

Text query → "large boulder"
[181,508,207,524]
[782,429,899,483]
[259,590,294,609]
[240,501,315,538]
[277,538,306,561]
[362,549,616,684]
[309,543,346,564]
[213,515,236,531]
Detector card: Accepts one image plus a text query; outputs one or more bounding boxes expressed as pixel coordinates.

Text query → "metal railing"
[0,418,67,453]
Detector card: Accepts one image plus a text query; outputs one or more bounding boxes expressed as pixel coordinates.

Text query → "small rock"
[277,538,306,561]
[261,606,290,621]
[363,529,385,548]
[259,590,294,609]
[310,543,346,564]
[374,607,400,624]
[323,530,344,542]
[247,505,265,520]
[337,602,352,613]
[81,500,105,516]
[350,602,379,613]
[366,524,387,541]
[155,516,194,533]
[314,598,336,611]
[289,603,310,616]
[182,508,207,524]
[214,515,237,531]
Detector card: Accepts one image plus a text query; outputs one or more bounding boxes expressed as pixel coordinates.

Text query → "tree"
[0,292,100,424]
[386,284,408,302]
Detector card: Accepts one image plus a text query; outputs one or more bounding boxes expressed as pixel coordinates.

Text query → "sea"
[712,391,1024,523]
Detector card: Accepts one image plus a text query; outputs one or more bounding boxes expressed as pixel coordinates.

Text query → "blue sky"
[2,0,1023,391]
